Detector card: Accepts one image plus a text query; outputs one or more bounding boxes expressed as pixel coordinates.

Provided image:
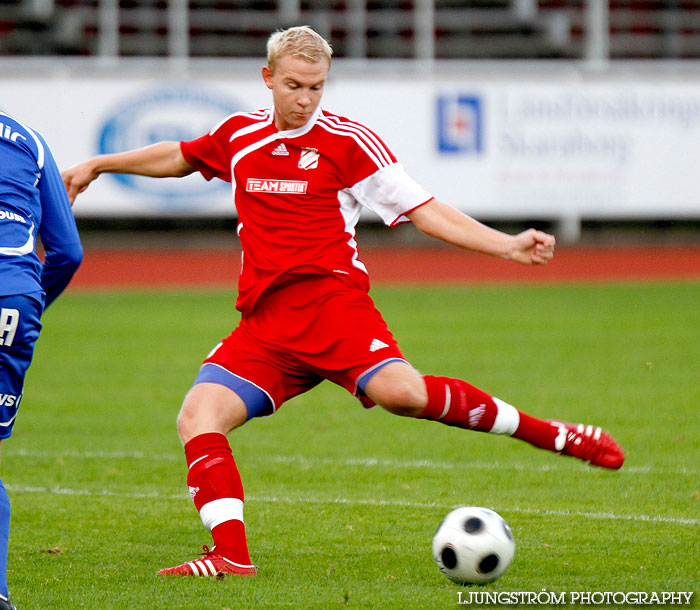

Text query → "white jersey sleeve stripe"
[316,119,389,170]
[230,133,280,173]
[208,114,236,135]
[317,116,393,167]
[333,117,393,163]
[209,108,271,137]
[321,114,394,166]
[228,111,274,143]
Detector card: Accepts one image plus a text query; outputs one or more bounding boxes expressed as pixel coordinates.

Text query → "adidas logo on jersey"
[272,143,289,156]
[369,338,389,352]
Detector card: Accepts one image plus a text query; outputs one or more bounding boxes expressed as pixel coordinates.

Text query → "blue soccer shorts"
[0,295,43,439]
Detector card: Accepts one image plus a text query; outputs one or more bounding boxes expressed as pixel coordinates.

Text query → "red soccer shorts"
[199,274,407,418]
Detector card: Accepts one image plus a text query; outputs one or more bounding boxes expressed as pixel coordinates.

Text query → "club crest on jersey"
[298,147,320,170]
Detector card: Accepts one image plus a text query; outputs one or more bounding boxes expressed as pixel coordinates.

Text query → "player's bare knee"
[177,382,249,443]
[176,404,196,443]
[176,387,210,442]
[374,382,427,417]
[364,361,427,416]
[381,402,424,418]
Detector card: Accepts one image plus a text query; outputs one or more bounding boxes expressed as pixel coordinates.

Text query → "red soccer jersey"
[181,106,432,314]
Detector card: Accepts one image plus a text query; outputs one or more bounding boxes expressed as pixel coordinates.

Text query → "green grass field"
[3,281,698,609]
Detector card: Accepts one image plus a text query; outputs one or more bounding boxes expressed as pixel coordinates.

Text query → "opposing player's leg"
[363,362,624,469]
[0,451,11,609]
[0,454,17,610]
[0,295,42,608]
[158,369,271,577]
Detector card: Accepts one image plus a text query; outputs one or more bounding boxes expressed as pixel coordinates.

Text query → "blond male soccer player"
[63,26,624,577]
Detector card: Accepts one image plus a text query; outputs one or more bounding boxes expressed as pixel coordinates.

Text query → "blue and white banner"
[97,85,237,212]
[436,95,482,154]
[2,63,700,221]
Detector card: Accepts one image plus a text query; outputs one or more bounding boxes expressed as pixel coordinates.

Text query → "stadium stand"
[1,1,700,60]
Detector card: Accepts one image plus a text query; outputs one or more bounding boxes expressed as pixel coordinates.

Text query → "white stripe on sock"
[438,385,451,419]
[490,398,520,435]
[199,497,244,531]
[188,454,209,470]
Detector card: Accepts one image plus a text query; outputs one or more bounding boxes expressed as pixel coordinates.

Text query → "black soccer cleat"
[0,593,16,610]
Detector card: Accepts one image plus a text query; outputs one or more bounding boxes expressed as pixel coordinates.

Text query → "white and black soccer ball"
[432,506,515,585]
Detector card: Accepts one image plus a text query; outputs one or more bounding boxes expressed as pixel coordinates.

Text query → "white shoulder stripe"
[207,108,272,137]
[0,111,45,169]
[319,115,394,166]
[229,116,274,143]
[317,118,391,170]
[229,132,280,202]
[322,114,389,151]
[24,124,45,170]
[230,133,279,171]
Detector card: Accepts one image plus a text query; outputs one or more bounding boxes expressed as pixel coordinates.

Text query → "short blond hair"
[267,26,333,73]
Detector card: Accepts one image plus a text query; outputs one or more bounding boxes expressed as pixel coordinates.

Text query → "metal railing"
[3,1,699,62]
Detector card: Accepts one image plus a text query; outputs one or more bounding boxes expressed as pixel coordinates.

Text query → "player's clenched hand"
[62,161,99,206]
[509,229,555,265]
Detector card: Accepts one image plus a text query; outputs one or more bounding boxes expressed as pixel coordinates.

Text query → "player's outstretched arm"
[407,198,555,266]
[62,141,194,205]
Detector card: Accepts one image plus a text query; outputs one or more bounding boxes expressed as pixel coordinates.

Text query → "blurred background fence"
[1,0,699,243]
[3,1,700,61]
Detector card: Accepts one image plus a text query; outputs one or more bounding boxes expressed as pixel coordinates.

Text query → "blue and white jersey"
[0,111,82,307]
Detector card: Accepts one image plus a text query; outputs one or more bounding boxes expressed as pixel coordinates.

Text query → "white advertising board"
[2,62,699,230]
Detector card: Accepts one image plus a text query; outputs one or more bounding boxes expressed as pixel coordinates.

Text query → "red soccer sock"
[419,375,504,432]
[418,375,559,450]
[510,411,560,451]
[184,432,253,566]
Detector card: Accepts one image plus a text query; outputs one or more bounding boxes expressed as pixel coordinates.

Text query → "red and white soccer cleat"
[157,545,257,577]
[549,421,625,470]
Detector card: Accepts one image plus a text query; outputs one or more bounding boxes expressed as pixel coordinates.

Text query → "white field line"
[5,448,699,476]
[262,455,700,476]
[5,483,700,527]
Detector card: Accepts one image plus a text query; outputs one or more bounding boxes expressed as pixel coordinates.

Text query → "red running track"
[69,246,700,288]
